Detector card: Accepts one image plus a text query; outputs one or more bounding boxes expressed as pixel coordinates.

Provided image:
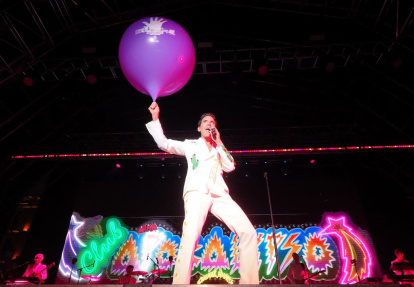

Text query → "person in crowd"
[118,265,138,284]
[287,253,307,284]
[22,253,47,283]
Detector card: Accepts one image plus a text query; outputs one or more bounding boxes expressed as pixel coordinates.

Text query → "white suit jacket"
[146,119,235,198]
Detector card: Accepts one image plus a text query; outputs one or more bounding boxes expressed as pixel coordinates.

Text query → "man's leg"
[210,195,260,284]
[173,192,211,284]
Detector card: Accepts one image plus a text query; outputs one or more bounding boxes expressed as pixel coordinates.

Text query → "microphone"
[156,258,159,264]
[26,260,34,265]
[92,261,95,268]
[207,127,217,141]
[168,256,173,263]
[147,254,149,260]
[72,258,78,265]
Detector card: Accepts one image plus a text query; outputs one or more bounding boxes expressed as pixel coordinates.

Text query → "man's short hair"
[198,113,217,127]
[395,248,404,256]
[126,265,134,270]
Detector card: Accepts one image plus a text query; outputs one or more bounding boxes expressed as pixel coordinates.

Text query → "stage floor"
[5,285,412,287]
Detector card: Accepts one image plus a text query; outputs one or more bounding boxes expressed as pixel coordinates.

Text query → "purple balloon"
[119,17,196,101]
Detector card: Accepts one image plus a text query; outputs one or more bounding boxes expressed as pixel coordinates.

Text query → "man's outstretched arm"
[146,102,186,156]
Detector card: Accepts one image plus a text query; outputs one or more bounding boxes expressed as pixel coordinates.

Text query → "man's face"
[126,267,133,274]
[396,251,404,261]
[197,115,216,138]
[34,254,43,264]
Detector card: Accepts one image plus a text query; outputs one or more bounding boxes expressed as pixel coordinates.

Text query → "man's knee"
[239,224,257,240]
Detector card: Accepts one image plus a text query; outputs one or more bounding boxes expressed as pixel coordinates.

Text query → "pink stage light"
[86,74,98,85]
[23,77,34,87]
[258,65,268,76]
[11,144,414,159]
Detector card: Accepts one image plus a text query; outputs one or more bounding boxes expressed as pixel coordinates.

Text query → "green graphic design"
[221,145,234,162]
[191,154,199,170]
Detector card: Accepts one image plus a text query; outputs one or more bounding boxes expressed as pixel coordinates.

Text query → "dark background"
[1,0,413,284]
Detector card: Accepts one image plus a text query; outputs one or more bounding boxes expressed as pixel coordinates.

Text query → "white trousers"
[172,191,259,284]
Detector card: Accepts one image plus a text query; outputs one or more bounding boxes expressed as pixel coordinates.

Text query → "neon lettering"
[77,218,128,275]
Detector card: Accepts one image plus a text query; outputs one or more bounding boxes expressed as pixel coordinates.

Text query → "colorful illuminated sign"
[56,211,380,284]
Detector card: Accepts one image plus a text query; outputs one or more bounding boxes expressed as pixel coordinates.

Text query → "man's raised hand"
[148,102,160,121]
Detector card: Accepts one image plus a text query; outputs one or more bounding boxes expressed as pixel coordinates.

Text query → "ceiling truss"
[1,0,413,85]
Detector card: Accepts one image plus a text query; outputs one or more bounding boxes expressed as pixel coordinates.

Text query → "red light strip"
[10,145,414,159]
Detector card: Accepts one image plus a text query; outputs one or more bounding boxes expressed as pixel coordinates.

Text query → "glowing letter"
[77,218,128,275]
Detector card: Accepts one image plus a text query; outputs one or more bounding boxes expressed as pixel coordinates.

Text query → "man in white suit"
[146,102,259,284]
